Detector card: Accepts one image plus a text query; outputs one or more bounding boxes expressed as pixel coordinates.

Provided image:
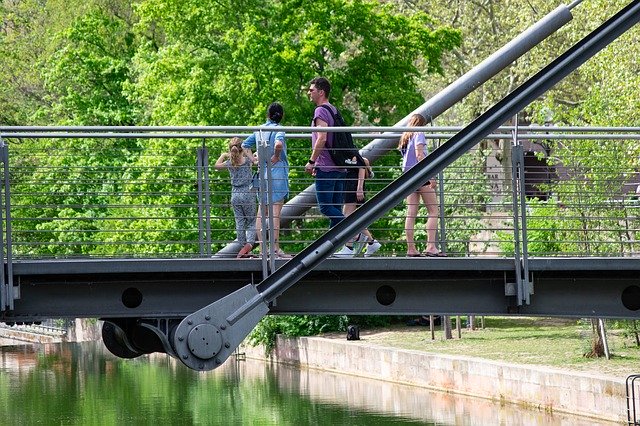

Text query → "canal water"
[0,342,611,425]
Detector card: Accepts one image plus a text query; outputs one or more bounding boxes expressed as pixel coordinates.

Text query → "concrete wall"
[0,326,61,344]
[242,336,627,423]
[0,319,101,345]
[65,319,102,342]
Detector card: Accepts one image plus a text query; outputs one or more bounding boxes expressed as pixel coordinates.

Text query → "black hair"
[267,102,284,123]
[309,77,331,98]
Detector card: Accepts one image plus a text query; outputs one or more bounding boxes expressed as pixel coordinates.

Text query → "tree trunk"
[429,315,435,341]
[584,318,606,358]
[633,320,640,347]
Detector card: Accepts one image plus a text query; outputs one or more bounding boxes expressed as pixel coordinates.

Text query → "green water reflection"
[0,342,610,425]
[0,342,433,425]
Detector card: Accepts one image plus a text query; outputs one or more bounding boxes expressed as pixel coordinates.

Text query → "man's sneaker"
[334,245,355,258]
[351,232,368,255]
[364,239,382,257]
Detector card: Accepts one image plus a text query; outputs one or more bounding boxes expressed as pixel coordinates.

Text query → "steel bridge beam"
[3,258,640,321]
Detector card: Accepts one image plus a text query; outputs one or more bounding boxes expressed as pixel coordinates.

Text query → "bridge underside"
[3,257,640,323]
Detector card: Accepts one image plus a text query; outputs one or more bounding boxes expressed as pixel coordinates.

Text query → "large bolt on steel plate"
[187,324,223,360]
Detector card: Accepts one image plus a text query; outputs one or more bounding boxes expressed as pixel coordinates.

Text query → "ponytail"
[228,137,244,167]
[267,102,284,123]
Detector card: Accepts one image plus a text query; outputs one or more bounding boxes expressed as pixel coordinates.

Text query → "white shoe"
[364,240,382,257]
[334,245,355,258]
[351,232,368,255]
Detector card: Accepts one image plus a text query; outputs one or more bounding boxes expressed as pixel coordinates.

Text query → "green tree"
[130,0,461,127]
[0,0,72,124]
[42,7,142,125]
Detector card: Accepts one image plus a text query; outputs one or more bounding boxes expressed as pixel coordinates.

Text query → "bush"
[248,314,394,353]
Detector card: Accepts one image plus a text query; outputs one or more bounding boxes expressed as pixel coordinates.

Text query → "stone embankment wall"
[241,335,626,423]
[0,319,101,345]
[65,319,102,342]
[0,325,61,344]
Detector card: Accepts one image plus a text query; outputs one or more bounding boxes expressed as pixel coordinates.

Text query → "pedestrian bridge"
[1,125,639,325]
[1,1,639,370]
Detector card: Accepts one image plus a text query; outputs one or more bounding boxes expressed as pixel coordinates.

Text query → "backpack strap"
[319,104,339,124]
[320,104,364,166]
[318,104,338,149]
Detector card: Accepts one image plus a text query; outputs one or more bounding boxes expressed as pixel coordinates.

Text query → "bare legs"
[256,200,285,255]
[343,202,374,241]
[405,184,439,256]
[405,192,421,256]
[422,187,439,255]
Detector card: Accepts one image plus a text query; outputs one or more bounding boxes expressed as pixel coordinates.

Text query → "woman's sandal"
[275,249,292,259]
[236,243,255,258]
[424,251,447,257]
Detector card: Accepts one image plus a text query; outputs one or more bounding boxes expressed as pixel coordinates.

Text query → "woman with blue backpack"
[241,102,290,258]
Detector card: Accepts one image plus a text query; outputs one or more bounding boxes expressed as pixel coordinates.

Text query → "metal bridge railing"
[0,125,638,263]
[628,374,640,425]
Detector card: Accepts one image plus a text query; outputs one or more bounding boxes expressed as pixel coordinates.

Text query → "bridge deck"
[4,256,639,322]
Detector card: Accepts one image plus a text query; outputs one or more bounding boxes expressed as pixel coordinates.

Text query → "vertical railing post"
[510,116,532,305]
[257,131,274,276]
[197,144,205,256]
[516,130,532,305]
[428,118,447,254]
[510,117,525,306]
[196,142,212,257]
[0,138,6,311]
[0,137,13,311]
[196,148,204,256]
[202,145,212,257]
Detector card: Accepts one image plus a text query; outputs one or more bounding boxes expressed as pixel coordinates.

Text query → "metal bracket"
[172,284,269,371]
[138,319,179,358]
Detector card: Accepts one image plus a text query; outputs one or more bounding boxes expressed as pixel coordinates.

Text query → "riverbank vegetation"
[249,315,640,374]
[279,316,640,378]
[357,317,640,377]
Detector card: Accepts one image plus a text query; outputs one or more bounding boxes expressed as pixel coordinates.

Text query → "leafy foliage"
[248,314,394,353]
[248,315,350,353]
[130,0,460,126]
[43,10,141,125]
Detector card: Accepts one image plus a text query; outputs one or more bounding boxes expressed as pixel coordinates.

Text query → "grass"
[323,317,640,379]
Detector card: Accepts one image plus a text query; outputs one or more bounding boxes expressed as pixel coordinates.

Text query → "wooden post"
[429,315,435,340]
[443,315,452,340]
